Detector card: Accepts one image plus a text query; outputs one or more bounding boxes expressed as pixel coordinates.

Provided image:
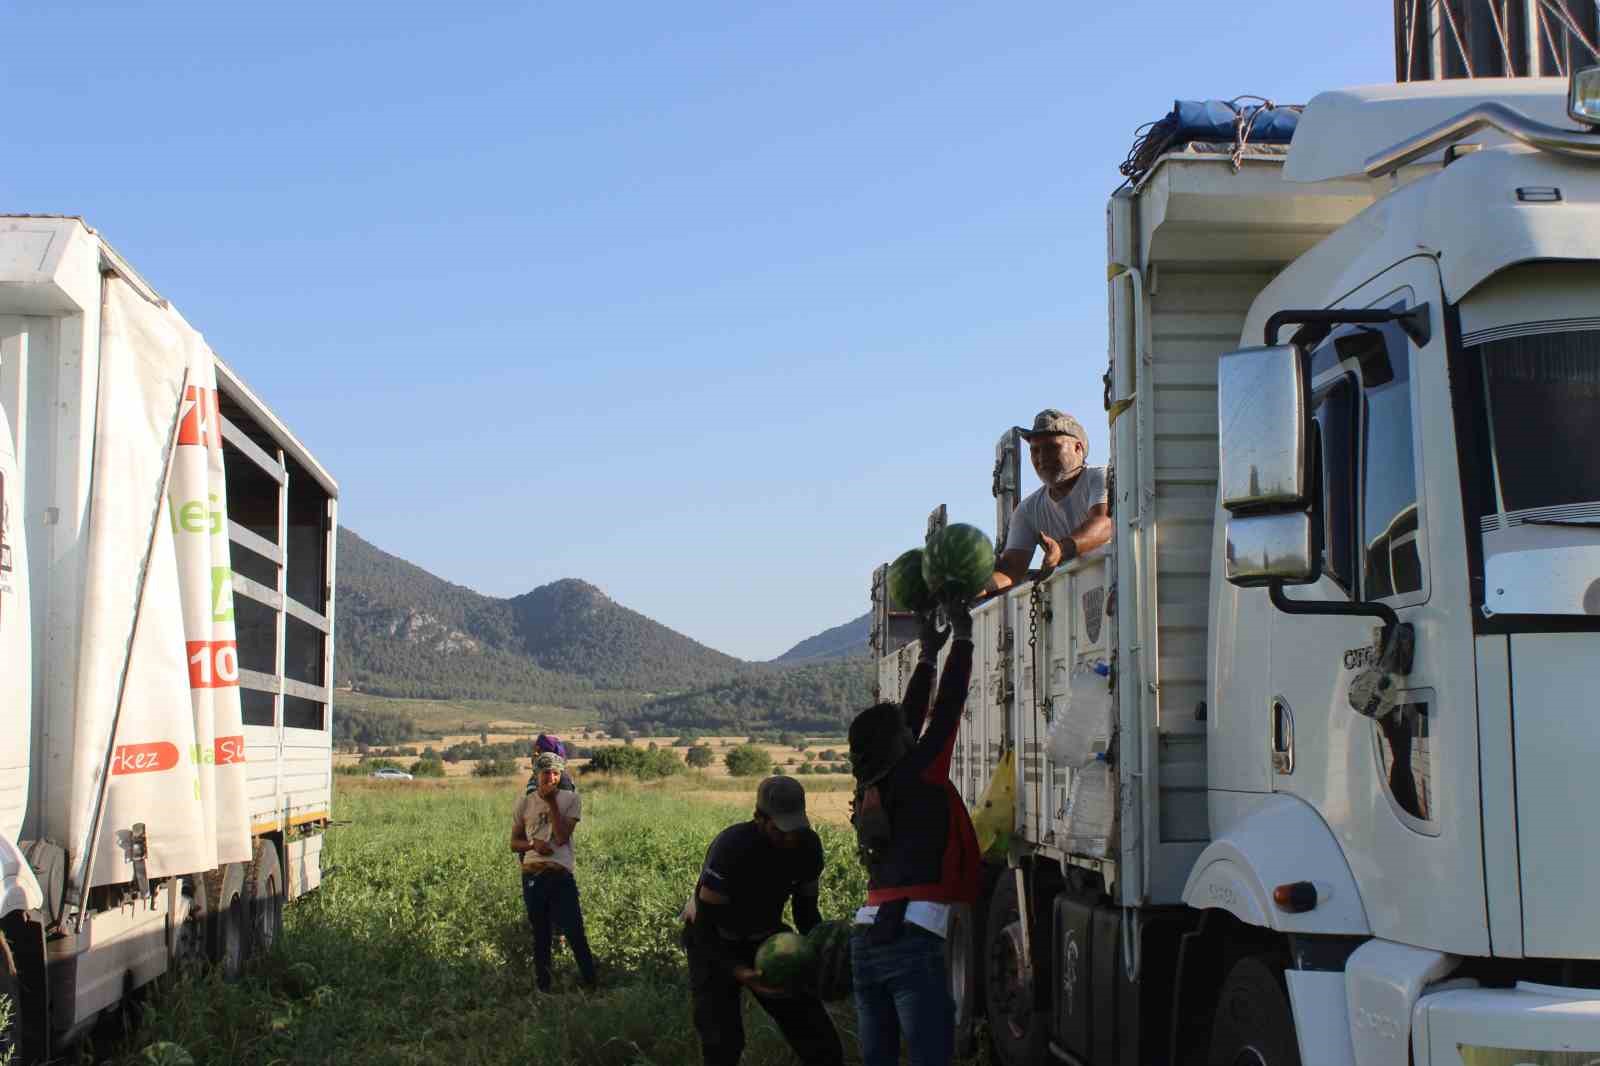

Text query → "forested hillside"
[771,611,869,663]
[619,659,874,736]
[334,527,874,734]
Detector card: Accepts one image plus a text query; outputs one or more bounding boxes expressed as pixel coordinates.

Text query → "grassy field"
[86,777,987,1066]
[335,691,600,737]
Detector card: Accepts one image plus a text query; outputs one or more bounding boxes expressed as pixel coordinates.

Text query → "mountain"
[335,529,742,701]
[508,579,744,690]
[772,611,870,664]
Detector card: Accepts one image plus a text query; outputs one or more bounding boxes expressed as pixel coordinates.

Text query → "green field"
[87,778,988,1066]
[334,691,601,738]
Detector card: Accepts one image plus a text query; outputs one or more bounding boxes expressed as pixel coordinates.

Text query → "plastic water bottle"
[1047,660,1112,769]
[1063,754,1115,859]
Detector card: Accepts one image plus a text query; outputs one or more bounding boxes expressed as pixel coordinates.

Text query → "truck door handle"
[1271,698,1295,775]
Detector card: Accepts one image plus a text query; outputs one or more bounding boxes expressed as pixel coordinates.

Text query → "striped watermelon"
[886,549,934,612]
[755,931,817,991]
[922,523,995,602]
[806,920,854,1001]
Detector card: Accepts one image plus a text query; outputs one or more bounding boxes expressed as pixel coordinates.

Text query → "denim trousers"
[851,924,954,1066]
[521,869,597,989]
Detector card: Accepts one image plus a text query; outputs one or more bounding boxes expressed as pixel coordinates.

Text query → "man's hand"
[528,839,555,856]
[917,610,950,659]
[734,966,789,999]
[1038,532,1064,570]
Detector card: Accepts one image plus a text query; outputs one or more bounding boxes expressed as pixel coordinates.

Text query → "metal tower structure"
[1395,0,1600,79]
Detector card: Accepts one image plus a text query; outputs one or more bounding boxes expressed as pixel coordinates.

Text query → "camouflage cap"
[1017,409,1088,455]
[534,752,566,772]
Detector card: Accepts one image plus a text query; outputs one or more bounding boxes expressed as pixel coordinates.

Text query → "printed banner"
[71,279,253,891]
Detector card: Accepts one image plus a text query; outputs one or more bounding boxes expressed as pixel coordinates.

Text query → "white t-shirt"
[852,901,951,939]
[1003,466,1109,558]
[514,789,582,874]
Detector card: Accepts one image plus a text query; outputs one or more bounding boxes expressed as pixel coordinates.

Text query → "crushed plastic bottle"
[1063,753,1115,859]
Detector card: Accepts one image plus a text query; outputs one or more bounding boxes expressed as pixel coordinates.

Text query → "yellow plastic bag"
[971,748,1016,860]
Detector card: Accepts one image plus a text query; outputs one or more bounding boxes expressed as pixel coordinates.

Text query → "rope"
[1438,0,1477,77]
[1540,0,1600,61]
[1484,0,1518,73]
[1538,3,1570,75]
[1228,94,1275,172]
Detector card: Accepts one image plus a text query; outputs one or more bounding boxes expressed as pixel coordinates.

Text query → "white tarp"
[70,279,251,892]
[0,398,30,843]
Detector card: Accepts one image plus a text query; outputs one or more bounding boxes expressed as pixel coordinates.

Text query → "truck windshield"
[1477,329,1600,519]
[1462,326,1600,618]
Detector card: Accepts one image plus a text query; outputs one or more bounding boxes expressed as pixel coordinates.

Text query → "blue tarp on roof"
[1172,100,1300,143]
[1120,98,1302,183]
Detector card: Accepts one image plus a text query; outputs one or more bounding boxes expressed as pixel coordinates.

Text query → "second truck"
[871,14,1600,1066]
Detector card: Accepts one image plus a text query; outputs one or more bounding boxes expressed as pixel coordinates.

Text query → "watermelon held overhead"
[922,523,995,602]
[886,549,934,613]
[754,931,818,990]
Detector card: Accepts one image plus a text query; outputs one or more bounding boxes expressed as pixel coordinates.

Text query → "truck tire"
[207,863,249,981]
[945,902,979,1057]
[1206,955,1302,1066]
[171,873,211,973]
[0,931,21,1063]
[984,877,1049,1066]
[0,921,44,1062]
[246,839,284,957]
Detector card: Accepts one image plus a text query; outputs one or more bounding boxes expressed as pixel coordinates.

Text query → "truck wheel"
[0,921,43,1062]
[0,931,21,1063]
[208,863,249,981]
[247,839,284,957]
[946,903,979,1057]
[984,878,1049,1066]
[1207,955,1302,1066]
[171,873,211,973]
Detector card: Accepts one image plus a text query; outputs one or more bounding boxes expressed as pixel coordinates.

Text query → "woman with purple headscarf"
[529,733,576,794]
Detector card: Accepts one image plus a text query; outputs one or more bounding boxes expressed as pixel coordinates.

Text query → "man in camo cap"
[987,408,1111,594]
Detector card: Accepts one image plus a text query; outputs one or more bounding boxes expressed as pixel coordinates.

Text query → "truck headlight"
[1568,64,1600,127]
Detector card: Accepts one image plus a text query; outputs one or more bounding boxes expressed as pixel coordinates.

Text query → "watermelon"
[140,1044,196,1066]
[754,931,817,990]
[922,523,995,602]
[806,920,854,1001]
[886,549,934,612]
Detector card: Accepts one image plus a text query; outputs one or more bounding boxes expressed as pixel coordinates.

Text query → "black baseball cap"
[756,775,810,832]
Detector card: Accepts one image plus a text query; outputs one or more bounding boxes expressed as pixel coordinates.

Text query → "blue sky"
[4,2,1394,660]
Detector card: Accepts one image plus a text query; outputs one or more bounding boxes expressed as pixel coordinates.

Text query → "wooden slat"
[284,595,330,634]
[282,677,329,704]
[221,416,286,485]
[239,669,281,694]
[231,572,281,609]
[229,520,282,564]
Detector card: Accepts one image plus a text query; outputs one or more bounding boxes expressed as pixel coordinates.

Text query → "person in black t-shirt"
[681,775,843,1066]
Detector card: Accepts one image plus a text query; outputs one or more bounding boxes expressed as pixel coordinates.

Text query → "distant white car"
[369,768,413,780]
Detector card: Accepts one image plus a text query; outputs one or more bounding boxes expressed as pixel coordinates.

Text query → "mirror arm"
[1268,579,1400,629]
[1264,304,1431,348]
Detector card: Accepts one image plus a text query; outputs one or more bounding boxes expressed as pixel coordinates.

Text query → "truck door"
[1266,256,1488,955]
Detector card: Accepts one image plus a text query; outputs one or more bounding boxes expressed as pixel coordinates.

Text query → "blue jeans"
[851,925,954,1066]
[521,869,596,989]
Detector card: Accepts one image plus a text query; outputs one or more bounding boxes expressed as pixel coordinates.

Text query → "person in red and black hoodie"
[846,604,980,1066]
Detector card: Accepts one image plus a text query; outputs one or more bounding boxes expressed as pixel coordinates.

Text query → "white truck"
[871,40,1600,1066]
[0,217,338,1061]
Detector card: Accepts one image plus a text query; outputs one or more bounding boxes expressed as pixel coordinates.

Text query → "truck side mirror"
[1224,512,1315,586]
[1218,344,1310,511]
[1218,343,1316,589]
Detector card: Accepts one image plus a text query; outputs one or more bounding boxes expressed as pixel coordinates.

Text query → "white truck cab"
[872,68,1600,1066]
